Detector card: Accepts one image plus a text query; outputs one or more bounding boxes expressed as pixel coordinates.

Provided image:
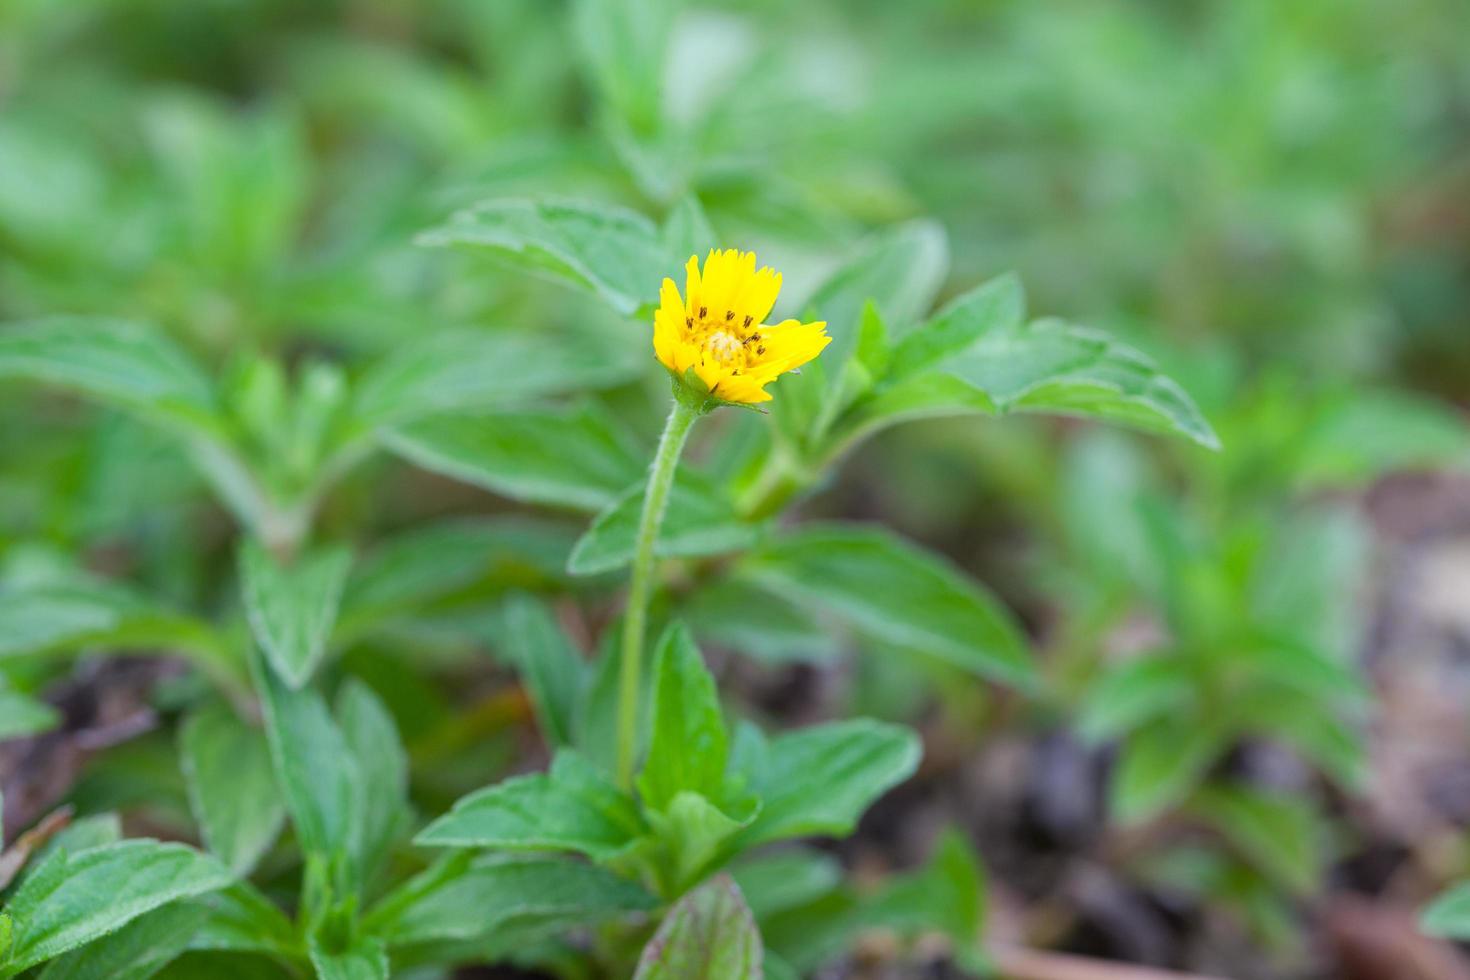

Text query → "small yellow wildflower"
[654,249,831,405]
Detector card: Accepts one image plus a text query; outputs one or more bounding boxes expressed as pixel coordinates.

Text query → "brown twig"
[990,946,1229,980]
[0,806,74,891]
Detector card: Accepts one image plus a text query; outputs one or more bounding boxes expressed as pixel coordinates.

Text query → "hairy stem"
[617,397,700,790]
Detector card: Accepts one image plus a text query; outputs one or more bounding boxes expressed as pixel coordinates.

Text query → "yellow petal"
[683,254,702,309]
[698,248,733,316]
[715,374,774,404]
[693,355,734,394]
[752,319,831,374]
[653,277,684,371]
[733,266,782,325]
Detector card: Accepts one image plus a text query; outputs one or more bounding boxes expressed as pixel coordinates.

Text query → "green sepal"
[670,366,765,415]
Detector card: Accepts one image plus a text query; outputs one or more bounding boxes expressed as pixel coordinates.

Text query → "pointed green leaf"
[1111,717,1228,824]
[1077,657,1193,744]
[1422,883,1470,940]
[644,791,758,893]
[178,704,284,876]
[416,752,644,859]
[4,841,230,973]
[862,830,985,946]
[36,902,207,980]
[730,851,843,922]
[416,198,669,315]
[886,273,1024,382]
[943,319,1219,448]
[365,853,656,947]
[337,681,409,883]
[634,875,762,980]
[354,328,642,427]
[638,625,729,813]
[735,720,920,848]
[0,317,217,426]
[307,934,387,980]
[807,221,949,366]
[686,578,840,665]
[187,883,298,957]
[498,596,587,748]
[338,518,578,635]
[0,582,219,664]
[744,523,1033,688]
[252,658,359,863]
[1188,783,1320,895]
[384,405,643,512]
[239,541,352,688]
[568,471,760,575]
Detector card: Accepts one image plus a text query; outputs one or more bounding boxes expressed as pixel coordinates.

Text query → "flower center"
[704,329,742,364]
[683,302,768,371]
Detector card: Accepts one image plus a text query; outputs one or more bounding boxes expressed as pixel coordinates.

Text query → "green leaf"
[178,704,284,876]
[142,95,306,280]
[307,934,387,980]
[1422,883,1470,941]
[808,221,949,364]
[942,319,1219,449]
[0,317,217,428]
[862,830,985,946]
[730,851,843,922]
[564,634,616,773]
[336,682,409,884]
[642,791,757,895]
[634,875,763,980]
[1059,430,1161,590]
[0,683,59,740]
[3,840,230,973]
[834,318,1219,454]
[662,195,716,263]
[1296,389,1469,487]
[568,471,760,576]
[498,595,586,749]
[1111,717,1227,824]
[36,902,208,980]
[156,951,293,979]
[188,883,298,958]
[744,523,1034,688]
[776,221,948,436]
[1231,688,1366,790]
[365,853,656,947]
[852,302,893,382]
[1076,657,1193,744]
[686,578,840,665]
[338,518,578,634]
[384,405,643,512]
[0,582,217,663]
[1188,783,1319,895]
[353,328,642,427]
[252,658,359,864]
[239,540,352,688]
[416,198,670,315]
[828,371,997,452]
[638,625,729,813]
[886,273,1024,382]
[574,0,675,135]
[16,816,123,884]
[734,719,920,849]
[415,752,644,859]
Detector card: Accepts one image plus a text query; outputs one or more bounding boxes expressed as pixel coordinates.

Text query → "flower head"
[654,249,830,405]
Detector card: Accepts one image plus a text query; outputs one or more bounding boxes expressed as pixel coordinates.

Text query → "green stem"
[617,397,700,790]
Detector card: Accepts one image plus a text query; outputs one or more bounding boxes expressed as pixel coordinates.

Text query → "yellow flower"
[653,249,831,405]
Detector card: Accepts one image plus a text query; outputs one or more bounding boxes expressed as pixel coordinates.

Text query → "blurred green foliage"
[0,0,1468,976]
